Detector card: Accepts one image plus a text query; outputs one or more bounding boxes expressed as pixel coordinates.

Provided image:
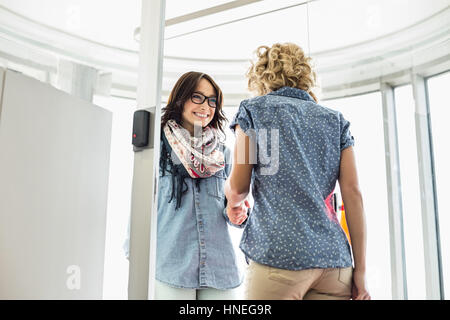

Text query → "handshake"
[226,200,250,225]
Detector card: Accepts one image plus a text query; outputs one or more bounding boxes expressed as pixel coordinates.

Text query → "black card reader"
[132,109,150,148]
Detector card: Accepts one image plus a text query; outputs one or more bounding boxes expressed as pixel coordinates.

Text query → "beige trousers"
[245,260,353,300]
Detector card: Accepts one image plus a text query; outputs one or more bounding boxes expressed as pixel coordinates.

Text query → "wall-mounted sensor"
[132,110,150,148]
[132,107,156,152]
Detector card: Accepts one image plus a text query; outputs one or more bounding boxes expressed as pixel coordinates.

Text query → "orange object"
[340,204,351,245]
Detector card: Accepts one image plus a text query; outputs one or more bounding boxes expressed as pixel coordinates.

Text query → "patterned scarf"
[163,119,225,178]
[160,120,225,209]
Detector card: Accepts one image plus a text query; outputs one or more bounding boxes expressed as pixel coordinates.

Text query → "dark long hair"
[160,72,227,209]
[161,71,227,136]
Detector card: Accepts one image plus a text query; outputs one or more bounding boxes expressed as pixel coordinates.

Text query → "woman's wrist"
[353,265,366,272]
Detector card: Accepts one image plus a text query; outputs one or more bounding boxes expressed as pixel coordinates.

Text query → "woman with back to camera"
[225,43,371,300]
[155,71,249,300]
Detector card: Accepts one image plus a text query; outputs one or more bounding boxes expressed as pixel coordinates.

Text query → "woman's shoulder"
[218,142,231,157]
[239,94,269,109]
[315,102,341,116]
[313,103,349,126]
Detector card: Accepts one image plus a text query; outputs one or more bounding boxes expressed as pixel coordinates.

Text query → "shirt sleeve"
[339,112,355,151]
[229,101,254,134]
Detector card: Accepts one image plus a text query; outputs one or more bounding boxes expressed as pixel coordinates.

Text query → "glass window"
[427,71,450,298]
[307,0,450,53]
[325,92,391,299]
[164,3,309,60]
[93,95,135,299]
[222,106,238,153]
[394,85,426,299]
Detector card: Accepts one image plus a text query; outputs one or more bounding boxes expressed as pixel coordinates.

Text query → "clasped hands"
[226,200,250,225]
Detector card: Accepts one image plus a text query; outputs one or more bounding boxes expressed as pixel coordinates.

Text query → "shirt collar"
[268,86,315,102]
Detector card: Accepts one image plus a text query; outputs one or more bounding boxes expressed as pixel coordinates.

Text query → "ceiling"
[0,0,449,101]
[0,0,449,59]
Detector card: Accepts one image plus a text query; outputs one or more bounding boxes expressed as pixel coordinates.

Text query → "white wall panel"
[0,69,112,299]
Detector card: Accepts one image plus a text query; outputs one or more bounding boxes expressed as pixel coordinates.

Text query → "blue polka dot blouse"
[229,86,354,270]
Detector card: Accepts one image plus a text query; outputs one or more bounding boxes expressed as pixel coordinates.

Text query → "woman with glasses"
[155,71,249,299]
[225,43,370,300]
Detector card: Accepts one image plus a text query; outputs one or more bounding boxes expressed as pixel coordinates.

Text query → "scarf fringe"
[160,130,202,210]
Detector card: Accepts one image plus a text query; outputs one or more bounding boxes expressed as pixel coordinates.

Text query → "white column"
[411,74,443,300]
[56,59,97,102]
[381,83,407,300]
[127,0,165,300]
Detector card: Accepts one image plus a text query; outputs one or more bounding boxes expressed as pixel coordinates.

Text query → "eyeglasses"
[191,92,217,108]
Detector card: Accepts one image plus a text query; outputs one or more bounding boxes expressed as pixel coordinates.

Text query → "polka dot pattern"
[229,86,354,270]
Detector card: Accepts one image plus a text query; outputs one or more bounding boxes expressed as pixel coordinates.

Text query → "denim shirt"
[229,86,354,270]
[156,141,244,289]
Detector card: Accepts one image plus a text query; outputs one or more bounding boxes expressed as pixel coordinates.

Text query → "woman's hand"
[227,200,250,225]
[351,269,371,300]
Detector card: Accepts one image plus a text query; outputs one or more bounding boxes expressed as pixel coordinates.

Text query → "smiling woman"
[152,71,248,300]
[181,81,217,135]
[161,71,226,137]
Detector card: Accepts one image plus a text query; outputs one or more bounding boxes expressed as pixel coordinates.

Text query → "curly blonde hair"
[246,43,318,101]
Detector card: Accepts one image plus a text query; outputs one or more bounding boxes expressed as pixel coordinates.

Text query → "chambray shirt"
[229,86,354,270]
[155,142,244,289]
